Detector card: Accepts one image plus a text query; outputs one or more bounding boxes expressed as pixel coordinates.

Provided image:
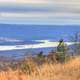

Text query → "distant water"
[0,24,79,59]
[0,24,80,41]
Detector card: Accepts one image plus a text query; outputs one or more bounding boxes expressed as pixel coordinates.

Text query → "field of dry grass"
[0,56,80,80]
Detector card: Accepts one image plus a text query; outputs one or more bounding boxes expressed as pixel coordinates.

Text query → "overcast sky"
[0,0,80,25]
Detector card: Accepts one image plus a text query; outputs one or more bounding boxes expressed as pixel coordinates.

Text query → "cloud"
[0,4,50,12]
[0,0,49,4]
[17,0,80,5]
[1,12,80,18]
[0,0,80,25]
[0,3,80,13]
[0,0,16,3]
[17,0,49,4]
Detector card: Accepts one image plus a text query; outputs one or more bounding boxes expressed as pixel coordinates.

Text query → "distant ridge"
[0,23,80,26]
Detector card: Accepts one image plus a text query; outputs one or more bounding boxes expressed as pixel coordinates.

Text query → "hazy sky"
[0,0,80,25]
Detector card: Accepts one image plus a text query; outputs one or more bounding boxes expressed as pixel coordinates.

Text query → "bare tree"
[70,32,80,55]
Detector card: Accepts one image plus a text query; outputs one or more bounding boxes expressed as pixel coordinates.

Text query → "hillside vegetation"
[0,56,80,80]
[0,34,80,80]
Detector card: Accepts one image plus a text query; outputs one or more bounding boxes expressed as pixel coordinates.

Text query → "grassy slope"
[0,57,80,80]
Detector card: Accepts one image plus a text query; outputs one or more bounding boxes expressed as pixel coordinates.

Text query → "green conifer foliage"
[57,39,67,62]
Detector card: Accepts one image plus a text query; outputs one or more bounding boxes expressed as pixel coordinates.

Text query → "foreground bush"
[0,56,80,80]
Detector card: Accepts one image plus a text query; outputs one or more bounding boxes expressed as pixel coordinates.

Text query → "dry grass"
[0,57,80,80]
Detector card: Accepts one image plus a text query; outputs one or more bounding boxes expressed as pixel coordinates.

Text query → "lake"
[0,24,79,59]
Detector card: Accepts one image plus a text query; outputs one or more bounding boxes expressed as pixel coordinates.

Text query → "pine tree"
[56,39,67,62]
[57,39,67,53]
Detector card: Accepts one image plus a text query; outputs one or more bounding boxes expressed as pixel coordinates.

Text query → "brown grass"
[0,57,80,80]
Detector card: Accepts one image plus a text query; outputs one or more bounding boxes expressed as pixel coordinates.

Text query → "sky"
[0,0,80,25]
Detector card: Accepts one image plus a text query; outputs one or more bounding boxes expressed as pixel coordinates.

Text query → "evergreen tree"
[57,39,67,53]
[56,39,67,62]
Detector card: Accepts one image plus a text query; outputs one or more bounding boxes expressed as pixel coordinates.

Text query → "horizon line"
[0,22,80,26]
